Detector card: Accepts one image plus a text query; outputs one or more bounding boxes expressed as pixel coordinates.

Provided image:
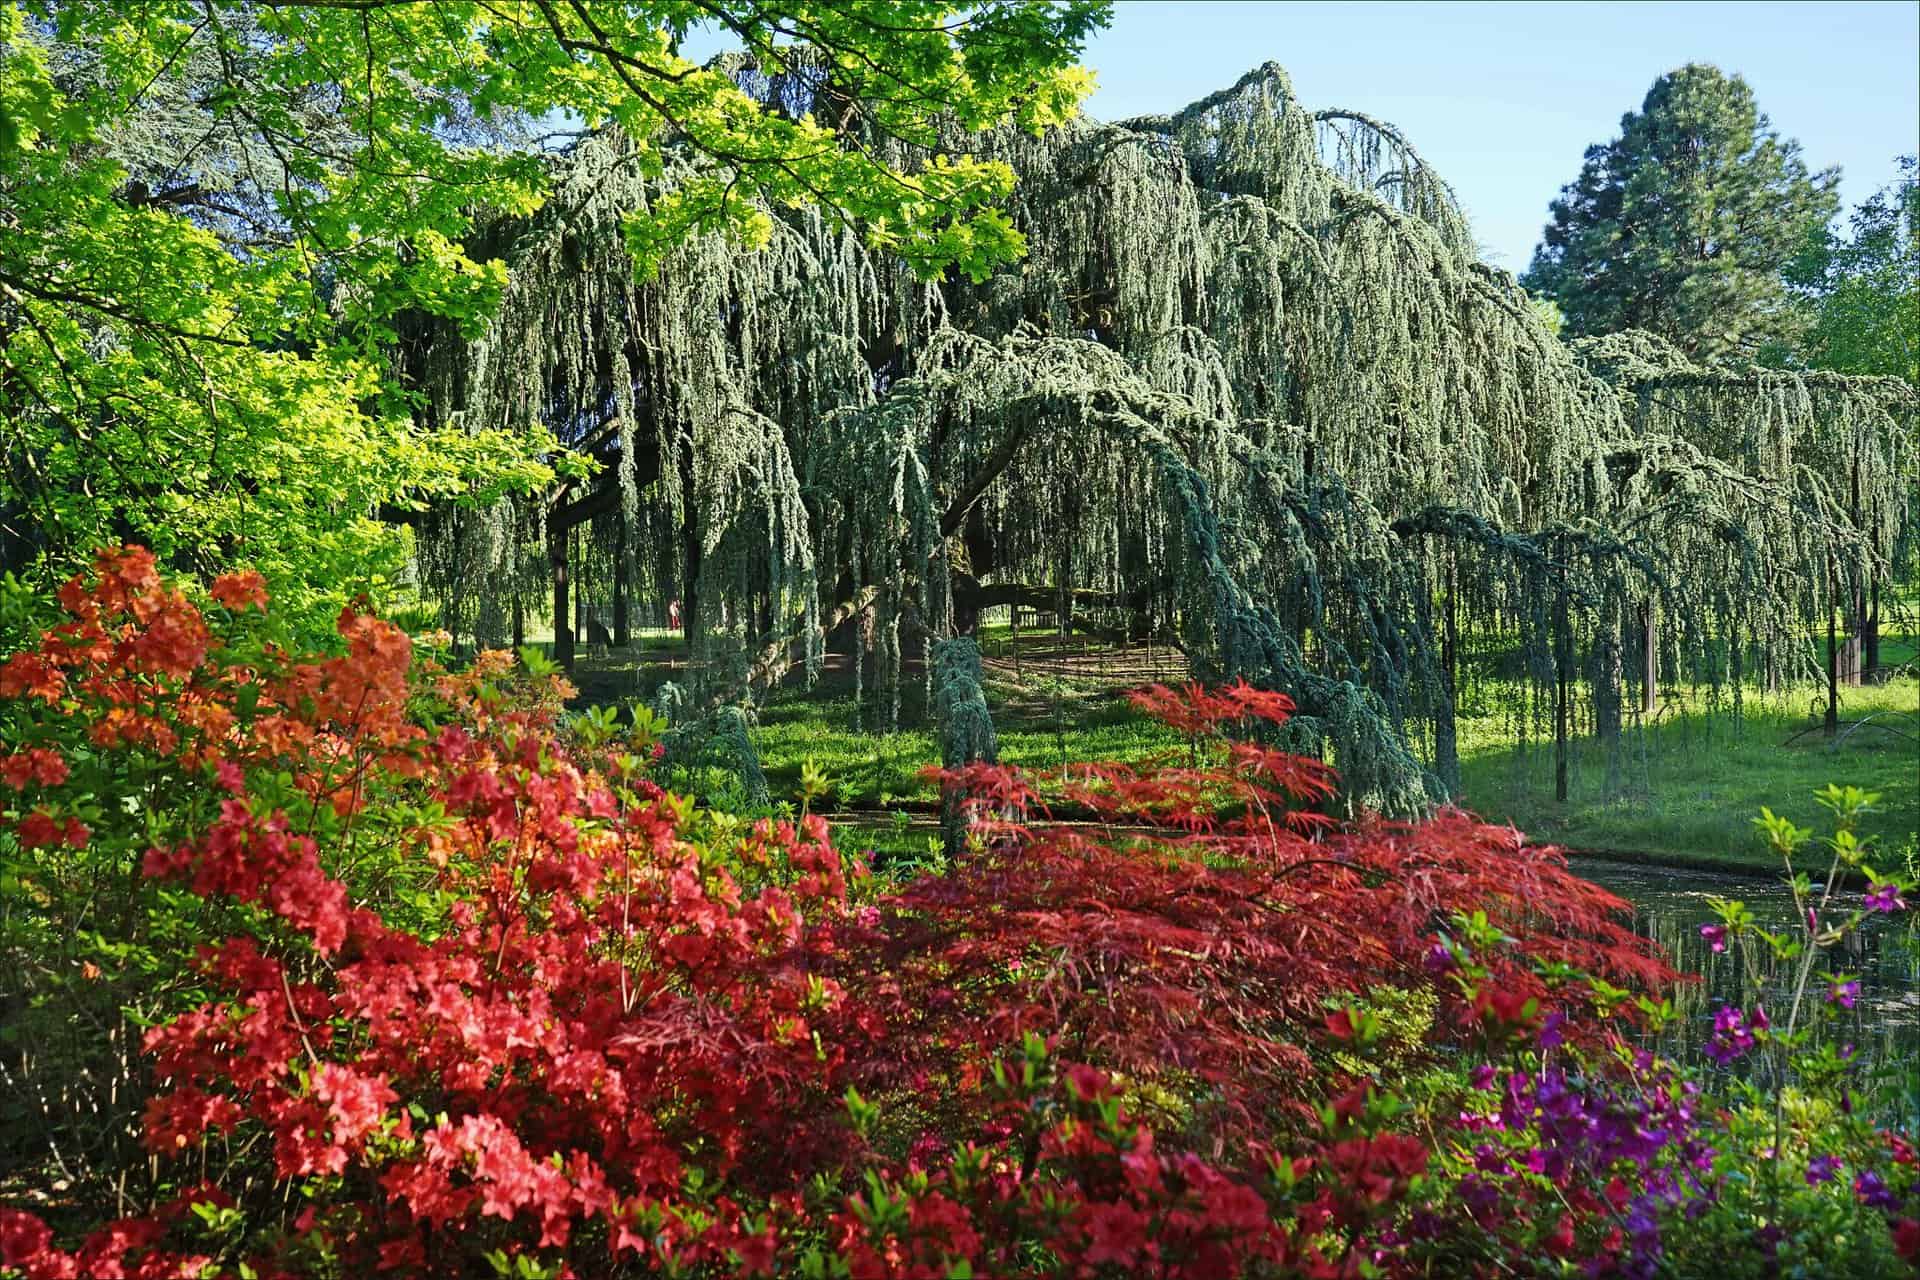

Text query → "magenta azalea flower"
[1806,1154,1843,1185]
[1863,881,1907,912]
[1856,1170,1899,1210]
[1703,1004,1767,1065]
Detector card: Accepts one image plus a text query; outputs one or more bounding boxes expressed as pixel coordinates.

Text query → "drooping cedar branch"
[404,61,1917,816]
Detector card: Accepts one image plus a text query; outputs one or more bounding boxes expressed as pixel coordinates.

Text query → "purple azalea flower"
[1423,939,1456,973]
[1855,1170,1899,1209]
[1827,978,1860,1009]
[1864,881,1908,912]
[1699,923,1728,952]
[1807,1154,1843,1185]
[1470,1063,1496,1090]
[1704,1005,1763,1064]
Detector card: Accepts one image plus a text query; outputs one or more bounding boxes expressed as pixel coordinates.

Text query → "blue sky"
[1075,1,1919,271]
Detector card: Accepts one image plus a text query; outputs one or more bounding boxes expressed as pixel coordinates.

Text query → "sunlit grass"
[751,687,1186,808]
[1455,674,1918,871]
[567,617,1917,872]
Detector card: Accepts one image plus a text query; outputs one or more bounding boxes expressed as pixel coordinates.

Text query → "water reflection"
[1574,858,1920,1115]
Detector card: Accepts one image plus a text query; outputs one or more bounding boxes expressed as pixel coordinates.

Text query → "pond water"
[1574,857,1920,1112]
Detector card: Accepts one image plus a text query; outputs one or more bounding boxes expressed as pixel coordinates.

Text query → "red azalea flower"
[209,569,269,611]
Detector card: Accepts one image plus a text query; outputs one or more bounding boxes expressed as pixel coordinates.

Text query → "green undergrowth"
[571,623,1916,875]
[1456,675,1919,872]
[751,683,1187,808]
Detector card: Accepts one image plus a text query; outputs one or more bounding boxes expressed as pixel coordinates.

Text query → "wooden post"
[1863,581,1881,681]
[1841,582,1865,687]
[572,526,585,649]
[1012,606,1023,684]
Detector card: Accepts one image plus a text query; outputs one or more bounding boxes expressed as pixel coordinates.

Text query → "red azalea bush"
[0,547,1713,1278]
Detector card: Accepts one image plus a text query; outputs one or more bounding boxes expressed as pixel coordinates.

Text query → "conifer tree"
[1524,64,1839,363]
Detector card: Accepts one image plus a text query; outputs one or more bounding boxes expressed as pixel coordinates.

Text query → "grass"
[1455,674,1919,873]
[561,614,1917,875]
[730,621,1191,809]
[751,684,1187,808]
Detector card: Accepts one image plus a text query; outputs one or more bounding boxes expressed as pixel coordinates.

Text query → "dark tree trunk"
[1594,622,1622,746]
[612,516,630,648]
[573,526,585,646]
[1825,579,1840,739]
[679,443,703,674]
[512,588,524,650]
[1863,581,1881,681]
[1842,453,1864,687]
[952,572,983,637]
[1841,582,1865,687]
[1554,580,1572,804]
[1638,600,1657,715]
[1434,555,1460,796]
[550,525,573,670]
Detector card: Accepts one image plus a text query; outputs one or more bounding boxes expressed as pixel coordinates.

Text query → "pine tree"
[1523,64,1838,363]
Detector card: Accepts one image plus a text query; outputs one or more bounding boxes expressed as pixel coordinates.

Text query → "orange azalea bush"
[0,547,1713,1279]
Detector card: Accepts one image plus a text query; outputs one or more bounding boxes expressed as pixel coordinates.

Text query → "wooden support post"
[1012,606,1023,684]
[1863,581,1881,681]
[1842,582,1864,688]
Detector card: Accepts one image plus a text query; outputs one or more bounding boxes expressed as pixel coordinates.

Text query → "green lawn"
[1455,675,1919,873]
[566,619,1917,876]
[751,684,1187,808]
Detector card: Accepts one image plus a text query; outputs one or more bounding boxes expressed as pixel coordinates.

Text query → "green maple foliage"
[1523,63,1839,364]
[0,0,1104,624]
